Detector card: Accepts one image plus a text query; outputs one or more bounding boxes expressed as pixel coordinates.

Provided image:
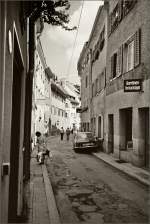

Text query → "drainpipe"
[89,48,93,132]
[23,18,35,181]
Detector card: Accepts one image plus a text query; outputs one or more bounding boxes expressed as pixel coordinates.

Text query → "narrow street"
[46,135,149,224]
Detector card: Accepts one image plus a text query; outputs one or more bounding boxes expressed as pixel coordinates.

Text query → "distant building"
[32,38,51,138]
[78,0,150,168]
[60,79,81,131]
[78,5,107,135]
[50,80,67,132]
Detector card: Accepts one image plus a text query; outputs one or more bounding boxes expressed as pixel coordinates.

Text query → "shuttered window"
[134,29,140,67]
[111,53,117,79]
[118,0,123,21]
[117,46,123,76]
[92,83,94,97]
[94,80,97,96]
[122,28,141,73]
[127,40,134,71]
[99,74,101,92]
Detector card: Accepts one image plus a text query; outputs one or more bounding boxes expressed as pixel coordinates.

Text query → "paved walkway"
[93,151,150,187]
[24,136,149,224]
[25,148,60,224]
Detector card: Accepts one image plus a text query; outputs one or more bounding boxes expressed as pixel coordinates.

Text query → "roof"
[70,98,79,105]
[51,81,66,98]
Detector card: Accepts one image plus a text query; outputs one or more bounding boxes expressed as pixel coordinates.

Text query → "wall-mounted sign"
[124,79,143,92]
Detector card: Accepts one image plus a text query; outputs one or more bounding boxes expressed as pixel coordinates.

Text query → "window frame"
[126,40,134,72]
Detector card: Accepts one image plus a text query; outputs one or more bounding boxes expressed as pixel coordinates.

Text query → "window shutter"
[118,0,123,21]
[117,45,123,76]
[92,83,94,97]
[95,80,97,96]
[110,55,114,79]
[101,71,105,90]
[134,29,141,67]
[108,14,112,35]
[98,74,101,92]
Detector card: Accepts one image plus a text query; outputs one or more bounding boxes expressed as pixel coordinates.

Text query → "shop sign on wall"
[124,79,143,92]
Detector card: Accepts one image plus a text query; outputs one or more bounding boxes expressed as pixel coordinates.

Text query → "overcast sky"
[41,1,103,84]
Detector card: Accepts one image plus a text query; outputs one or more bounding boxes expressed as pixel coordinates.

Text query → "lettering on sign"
[124,79,143,92]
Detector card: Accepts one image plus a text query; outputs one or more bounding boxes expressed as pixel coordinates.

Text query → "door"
[145,109,149,168]
[139,108,149,168]
[98,116,101,138]
[8,34,23,222]
[108,114,114,153]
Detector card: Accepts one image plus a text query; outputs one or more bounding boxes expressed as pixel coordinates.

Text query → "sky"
[41,1,103,85]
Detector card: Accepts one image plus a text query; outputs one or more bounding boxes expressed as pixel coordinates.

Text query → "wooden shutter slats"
[111,55,114,79]
[134,28,141,67]
[117,45,123,76]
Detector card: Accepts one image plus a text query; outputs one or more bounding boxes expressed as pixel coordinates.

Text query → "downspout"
[89,49,93,132]
[23,18,35,181]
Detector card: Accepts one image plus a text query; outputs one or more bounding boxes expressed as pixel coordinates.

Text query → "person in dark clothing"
[60,127,64,140]
[66,127,70,141]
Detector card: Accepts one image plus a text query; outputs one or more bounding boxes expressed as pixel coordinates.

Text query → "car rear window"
[76,132,93,140]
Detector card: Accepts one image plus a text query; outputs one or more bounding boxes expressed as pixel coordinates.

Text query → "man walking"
[60,127,64,140]
[66,127,70,141]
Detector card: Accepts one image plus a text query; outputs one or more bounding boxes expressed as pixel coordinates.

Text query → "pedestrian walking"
[60,127,64,140]
[66,127,70,141]
[35,131,46,164]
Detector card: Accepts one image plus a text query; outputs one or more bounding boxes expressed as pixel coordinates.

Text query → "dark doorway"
[98,116,101,138]
[108,114,114,153]
[119,108,132,150]
[8,33,23,222]
[139,108,149,168]
[125,108,132,147]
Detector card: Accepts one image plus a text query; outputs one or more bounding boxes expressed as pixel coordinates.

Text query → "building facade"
[51,80,67,132]
[78,5,108,136]
[32,38,51,139]
[0,1,32,222]
[105,0,150,167]
[78,0,150,168]
[61,80,81,131]
[77,42,91,132]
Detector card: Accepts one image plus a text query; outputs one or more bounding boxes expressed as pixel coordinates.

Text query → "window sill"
[110,74,122,82]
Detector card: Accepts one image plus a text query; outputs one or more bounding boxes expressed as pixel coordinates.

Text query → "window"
[111,52,117,78]
[127,41,134,71]
[110,4,119,33]
[95,78,98,95]
[95,51,99,60]
[110,29,140,79]
[99,26,105,51]
[110,0,137,34]
[123,29,140,73]
[123,0,137,16]
[85,76,88,88]
[92,83,94,97]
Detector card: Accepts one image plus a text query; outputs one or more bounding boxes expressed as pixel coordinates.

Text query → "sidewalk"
[25,149,60,224]
[93,151,150,187]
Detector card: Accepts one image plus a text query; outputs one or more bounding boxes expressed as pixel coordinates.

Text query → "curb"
[93,153,150,187]
[42,164,61,224]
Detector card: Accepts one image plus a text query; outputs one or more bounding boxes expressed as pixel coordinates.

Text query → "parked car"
[73,132,100,153]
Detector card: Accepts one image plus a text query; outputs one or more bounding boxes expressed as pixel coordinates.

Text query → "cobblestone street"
[46,136,149,224]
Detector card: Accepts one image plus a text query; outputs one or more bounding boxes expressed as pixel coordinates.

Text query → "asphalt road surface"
[46,135,149,224]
